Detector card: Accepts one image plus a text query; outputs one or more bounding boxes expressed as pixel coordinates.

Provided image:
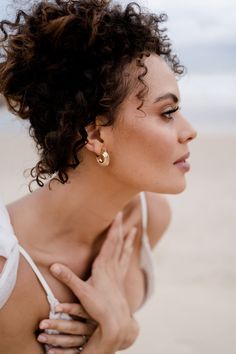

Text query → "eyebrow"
[153,93,179,104]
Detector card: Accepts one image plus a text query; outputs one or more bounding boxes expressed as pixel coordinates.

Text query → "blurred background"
[0,1,236,353]
[1,0,236,134]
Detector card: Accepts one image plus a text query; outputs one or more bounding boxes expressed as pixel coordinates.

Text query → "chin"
[154,180,187,195]
[169,187,186,194]
[169,181,187,194]
[144,176,187,195]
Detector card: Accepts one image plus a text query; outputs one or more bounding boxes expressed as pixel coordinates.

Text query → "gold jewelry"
[76,335,88,352]
[96,148,110,167]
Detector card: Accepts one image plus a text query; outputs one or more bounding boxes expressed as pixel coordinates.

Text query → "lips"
[174,152,190,164]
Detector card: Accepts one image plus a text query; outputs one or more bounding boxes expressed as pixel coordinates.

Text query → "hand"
[38,303,97,352]
[38,212,139,353]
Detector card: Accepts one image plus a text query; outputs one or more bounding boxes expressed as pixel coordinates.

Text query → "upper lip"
[174,152,190,164]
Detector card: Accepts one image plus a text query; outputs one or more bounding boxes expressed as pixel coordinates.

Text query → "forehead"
[143,54,180,102]
[115,54,180,125]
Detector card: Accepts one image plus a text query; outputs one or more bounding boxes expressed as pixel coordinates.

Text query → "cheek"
[152,134,175,165]
[113,122,175,173]
[138,125,176,167]
[109,123,186,194]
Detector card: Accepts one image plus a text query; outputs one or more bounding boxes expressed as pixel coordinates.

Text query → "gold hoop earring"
[96,149,110,167]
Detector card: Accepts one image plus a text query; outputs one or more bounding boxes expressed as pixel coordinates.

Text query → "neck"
[28,158,139,248]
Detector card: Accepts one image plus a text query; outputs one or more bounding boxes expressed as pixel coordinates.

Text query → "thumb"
[51,264,105,323]
[50,263,89,299]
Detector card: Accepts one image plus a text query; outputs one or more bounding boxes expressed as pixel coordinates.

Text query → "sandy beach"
[1,129,236,354]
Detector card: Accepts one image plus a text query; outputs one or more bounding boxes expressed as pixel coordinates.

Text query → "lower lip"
[174,160,190,172]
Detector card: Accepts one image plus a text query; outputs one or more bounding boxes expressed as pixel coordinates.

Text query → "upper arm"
[145,192,172,249]
[0,299,44,354]
[0,257,45,354]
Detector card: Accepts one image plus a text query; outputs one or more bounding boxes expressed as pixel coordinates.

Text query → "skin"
[0,54,197,353]
[46,213,140,354]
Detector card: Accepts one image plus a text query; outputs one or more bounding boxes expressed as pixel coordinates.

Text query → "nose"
[178,115,198,144]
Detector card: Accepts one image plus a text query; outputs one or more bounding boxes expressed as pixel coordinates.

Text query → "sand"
[1,129,236,354]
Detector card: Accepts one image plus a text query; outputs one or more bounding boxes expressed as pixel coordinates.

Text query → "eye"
[162,106,180,120]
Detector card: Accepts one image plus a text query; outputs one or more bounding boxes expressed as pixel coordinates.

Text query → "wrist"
[83,327,120,354]
[99,324,123,352]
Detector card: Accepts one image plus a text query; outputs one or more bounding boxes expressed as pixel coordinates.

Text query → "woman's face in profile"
[104,54,197,195]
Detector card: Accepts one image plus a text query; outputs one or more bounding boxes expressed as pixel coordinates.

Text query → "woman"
[0,0,197,353]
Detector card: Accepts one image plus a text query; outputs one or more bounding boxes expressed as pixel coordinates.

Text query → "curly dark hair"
[0,0,184,189]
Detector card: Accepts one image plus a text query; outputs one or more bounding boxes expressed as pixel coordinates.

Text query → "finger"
[50,264,91,300]
[39,318,96,335]
[47,348,84,354]
[96,212,123,260]
[122,227,137,253]
[37,332,89,348]
[55,303,92,322]
[50,265,104,322]
[112,217,125,262]
[119,227,137,274]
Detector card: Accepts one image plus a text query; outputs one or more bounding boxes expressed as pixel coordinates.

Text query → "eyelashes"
[162,106,180,120]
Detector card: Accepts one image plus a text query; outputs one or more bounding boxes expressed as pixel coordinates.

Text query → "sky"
[0,0,236,133]
[142,0,236,74]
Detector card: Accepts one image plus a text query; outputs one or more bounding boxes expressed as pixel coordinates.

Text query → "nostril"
[187,128,198,142]
[178,131,195,144]
[190,130,198,141]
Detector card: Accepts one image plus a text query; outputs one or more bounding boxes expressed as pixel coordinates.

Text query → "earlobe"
[96,148,110,167]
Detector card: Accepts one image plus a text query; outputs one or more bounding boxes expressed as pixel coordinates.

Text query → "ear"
[84,117,105,155]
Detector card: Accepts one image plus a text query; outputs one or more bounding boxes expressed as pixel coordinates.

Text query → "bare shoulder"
[143,192,172,248]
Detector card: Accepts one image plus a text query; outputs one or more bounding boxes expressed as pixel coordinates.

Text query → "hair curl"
[0,0,184,189]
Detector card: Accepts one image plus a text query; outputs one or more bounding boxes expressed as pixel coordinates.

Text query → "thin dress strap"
[138,191,156,308]
[19,245,58,307]
[139,191,148,233]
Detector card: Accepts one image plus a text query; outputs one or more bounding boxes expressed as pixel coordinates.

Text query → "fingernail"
[48,350,56,354]
[51,264,61,275]
[116,211,123,220]
[39,321,49,329]
[130,227,137,241]
[38,334,47,343]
